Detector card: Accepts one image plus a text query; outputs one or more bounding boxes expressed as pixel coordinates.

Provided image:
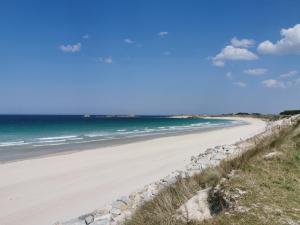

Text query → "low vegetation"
[124,117,300,225]
[280,110,300,116]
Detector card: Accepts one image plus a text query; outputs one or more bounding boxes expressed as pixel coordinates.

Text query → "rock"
[110,208,121,217]
[111,211,132,225]
[93,214,111,223]
[129,192,142,206]
[86,215,95,224]
[111,199,128,211]
[263,151,284,160]
[94,207,110,217]
[140,184,158,202]
[146,184,158,199]
[176,188,211,222]
[117,195,129,205]
[191,156,197,162]
[85,215,94,224]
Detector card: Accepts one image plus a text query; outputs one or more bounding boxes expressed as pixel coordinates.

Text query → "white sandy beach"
[0,117,266,225]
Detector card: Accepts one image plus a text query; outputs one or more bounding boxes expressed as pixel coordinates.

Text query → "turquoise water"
[0,115,241,150]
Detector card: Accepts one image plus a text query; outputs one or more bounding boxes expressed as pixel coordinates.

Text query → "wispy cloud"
[124,38,134,44]
[279,70,298,79]
[157,31,169,38]
[234,81,247,87]
[231,37,255,48]
[244,68,267,76]
[59,43,81,53]
[82,34,89,39]
[262,79,286,88]
[163,51,171,56]
[258,24,300,54]
[212,45,258,67]
[262,70,299,88]
[98,56,114,64]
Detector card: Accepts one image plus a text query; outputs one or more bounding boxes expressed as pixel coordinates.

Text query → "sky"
[0,0,300,115]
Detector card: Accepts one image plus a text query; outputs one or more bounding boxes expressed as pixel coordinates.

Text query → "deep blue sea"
[0,115,241,151]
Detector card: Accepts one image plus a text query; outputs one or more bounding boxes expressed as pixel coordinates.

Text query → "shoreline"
[0,119,245,163]
[0,117,266,225]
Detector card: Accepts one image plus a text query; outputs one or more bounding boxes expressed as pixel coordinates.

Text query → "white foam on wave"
[0,141,27,147]
[85,133,110,138]
[35,139,67,144]
[32,137,84,146]
[37,135,78,141]
[9,120,238,148]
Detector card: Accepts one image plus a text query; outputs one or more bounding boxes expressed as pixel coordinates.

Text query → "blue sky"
[1,0,300,115]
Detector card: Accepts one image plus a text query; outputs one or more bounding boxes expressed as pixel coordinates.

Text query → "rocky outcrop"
[176,188,212,222]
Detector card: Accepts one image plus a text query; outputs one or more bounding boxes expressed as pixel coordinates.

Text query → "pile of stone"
[56,144,238,225]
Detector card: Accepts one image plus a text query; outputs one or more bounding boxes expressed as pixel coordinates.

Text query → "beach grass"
[124,117,300,225]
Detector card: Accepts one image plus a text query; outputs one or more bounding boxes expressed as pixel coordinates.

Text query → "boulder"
[93,214,111,224]
[110,208,121,217]
[85,215,94,224]
[176,188,212,222]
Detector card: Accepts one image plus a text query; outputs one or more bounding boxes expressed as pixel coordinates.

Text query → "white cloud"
[98,56,114,64]
[225,72,233,79]
[243,68,267,76]
[234,81,247,87]
[231,37,255,48]
[163,51,171,56]
[59,43,81,53]
[213,60,225,67]
[124,38,134,44]
[262,70,300,89]
[262,79,286,88]
[258,24,300,54]
[212,45,258,66]
[158,31,169,37]
[279,70,298,79]
[82,34,89,39]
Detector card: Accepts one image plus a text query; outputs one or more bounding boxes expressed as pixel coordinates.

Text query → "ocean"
[0,115,243,161]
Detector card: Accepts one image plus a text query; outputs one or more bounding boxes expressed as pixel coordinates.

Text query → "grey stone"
[176,188,212,222]
[111,198,128,211]
[110,208,121,217]
[92,214,111,225]
[85,215,94,224]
